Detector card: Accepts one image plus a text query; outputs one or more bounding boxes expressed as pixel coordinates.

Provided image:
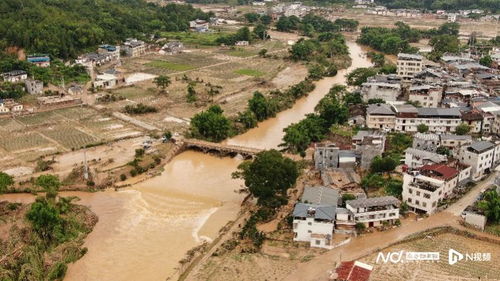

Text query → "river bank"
[0,41,372,281]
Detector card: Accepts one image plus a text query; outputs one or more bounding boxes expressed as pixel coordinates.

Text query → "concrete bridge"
[181,138,263,159]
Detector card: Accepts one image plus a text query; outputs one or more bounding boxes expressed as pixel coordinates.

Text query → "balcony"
[353,209,399,223]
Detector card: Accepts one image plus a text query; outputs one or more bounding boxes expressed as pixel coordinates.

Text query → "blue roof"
[27,56,50,63]
[99,45,117,52]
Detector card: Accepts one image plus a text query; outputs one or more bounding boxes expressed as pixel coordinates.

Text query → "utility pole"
[83,149,89,181]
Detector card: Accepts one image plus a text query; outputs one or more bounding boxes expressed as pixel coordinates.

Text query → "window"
[416,191,421,196]
[422,202,427,207]
[293,223,298,229]
[315,240,321,245]
[308,222,312,226]
[416,200,420,205]
[308,230,312,233]
[409,189,413,194]
[424,193,430,199]
[408,198,412,203]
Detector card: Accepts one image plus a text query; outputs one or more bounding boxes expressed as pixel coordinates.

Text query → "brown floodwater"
[1,41,371,281]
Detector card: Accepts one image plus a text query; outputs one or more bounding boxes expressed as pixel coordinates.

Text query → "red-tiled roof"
[335,261,372,281]
[420,164,459,180]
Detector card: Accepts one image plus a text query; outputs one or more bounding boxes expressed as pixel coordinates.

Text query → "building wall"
[361,84,400,102]
[345,204,399,226]
[402,173,443,214]
[366,115,396,130]
[314,146,339,170]
[408,89,441,108]
[395,117,461,133]
[293,217,334,242]
[459,147,494,180]
[397,58,423,80]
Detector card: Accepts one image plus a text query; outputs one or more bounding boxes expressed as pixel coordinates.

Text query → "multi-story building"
[397,53,423,81]
[459,141,496,180]
[314,143,339,170]
[352,131,386,170]
[402,164,462,214]
[405,148,447,169]
[412,133,440,152]
[122,38,147,57]
[345,196,400,227]
[293,186,338,249]
[98,44,120,60]
[408,84,442,107]
[24,79,43,95]
[366,103,396,130]
[461,109,484,133]
[360,75,401,102]
[439,134,472,155]
[394,107,462,133]
[2,70,28,83]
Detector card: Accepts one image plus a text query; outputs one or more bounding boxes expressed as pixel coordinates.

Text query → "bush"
[120,174,127,181]
[355,222,366,233]
[130,169,138,177]
[124,103,157,114]
[135,148,145,158]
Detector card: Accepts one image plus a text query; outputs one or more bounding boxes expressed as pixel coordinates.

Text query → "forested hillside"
[376,0,499,12]
[0,0,212,58]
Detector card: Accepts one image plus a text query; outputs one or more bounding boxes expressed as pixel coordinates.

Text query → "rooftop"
[366,104,394,116]
[440,134,472,141]
[414,133,439,141]
[420,164,459,180]
[301,186,338,206]
[468,141,495,153]
[293,203,336,220]
[334,261,373,281]
[417,107,462,118]
[346,196,400,209]
[405,148,447,163]
[398,53,423,60]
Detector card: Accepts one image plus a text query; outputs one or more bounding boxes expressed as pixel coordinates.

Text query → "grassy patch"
[146,60,195,71]
[234,68,265,77]
[330,124,357,137]
[225,48,257,58]
[485,223,500,236]
[160,31,229,46]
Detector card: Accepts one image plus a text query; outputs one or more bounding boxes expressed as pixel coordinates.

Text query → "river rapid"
[0,41,371,281]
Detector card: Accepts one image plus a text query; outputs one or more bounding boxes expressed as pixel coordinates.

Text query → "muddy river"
[1,41,371,281]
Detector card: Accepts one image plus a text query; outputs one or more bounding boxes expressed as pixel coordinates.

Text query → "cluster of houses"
[363,52,500,135]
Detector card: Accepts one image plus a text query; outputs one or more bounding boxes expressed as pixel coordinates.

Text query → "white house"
[122,38,147,57]
[0,99,23,114]
[366,103,396,130]
[397,53,423,81]
[292,186,338,249]
[2,70,28,83]
[345,196,400,227]
[408,85,442,107]
[93,73,118,89]
[459,141,496,180]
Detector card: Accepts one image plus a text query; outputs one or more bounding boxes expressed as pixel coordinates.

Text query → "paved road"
[446,172,496,216]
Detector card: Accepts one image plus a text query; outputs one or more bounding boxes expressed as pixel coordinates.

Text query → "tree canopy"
[190,105,231,142]
[232,150,299,207]
[0,0,212,58]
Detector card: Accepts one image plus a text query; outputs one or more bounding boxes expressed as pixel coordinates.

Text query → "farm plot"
[0,133,52,152]
[0,118,25,132]
[41,126,100,150]
[361,232,500,281]
[54,106,96,120]
[82,116,143,140]
[16,111,66,126]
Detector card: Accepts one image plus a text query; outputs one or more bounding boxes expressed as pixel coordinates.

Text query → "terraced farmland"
[41,126,100,150]
[0,133,51,152]
[361,232,500,281]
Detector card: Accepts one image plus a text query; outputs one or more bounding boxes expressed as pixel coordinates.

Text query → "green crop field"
[16,111,65,126]
[234,68,265,77]
[160,31,230,46]
[146,60,195,71]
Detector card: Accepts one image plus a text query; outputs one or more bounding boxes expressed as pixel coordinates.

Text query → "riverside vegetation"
[0,172,97,281]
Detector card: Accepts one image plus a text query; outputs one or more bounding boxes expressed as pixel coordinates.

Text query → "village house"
[76,53,112,67]
[330,260,373,281]
[397,53,423,81]
[292,186,338,249]
[459,141,497,180]
[0,99,23,114]
[408,84,443,107]
[67,84,84,95]
[366,103,396,130]
[235,41,250,46]
[2,70,28,83]
[439,134,472,155]
[394,106,463,133]
[160,41,184,55]
[314,143,339,170]
[352,130,385,169]
[98,44,120,60]
[93,73,119,89]
[461,109,484,133]
[122,38,147,57]
[412,133,440,152]
[27,55,51,68]
[405,148,447,169]
[189,19,209,32]
[413,68,446,84]
[347,115,365,127]
[345,196,400,227]
[24,79,43,95]
[402,164,466,214]
[360,75,401,102]
[37,95,82,108]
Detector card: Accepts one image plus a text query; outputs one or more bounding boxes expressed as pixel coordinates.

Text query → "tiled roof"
[335,261,373,281]
[292,203,336,220]
[366,104,394,115]
[469,141,495,153]
[420,164,459,180]
[346,196,400,209]
[301,186,338,206]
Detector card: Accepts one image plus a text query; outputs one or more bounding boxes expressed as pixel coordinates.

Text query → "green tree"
[244,13,260,23]
[35,174,61,199]
[477,190,500,223]
[232,150,299,207]
[190,105,231,142]
[455,123,471,135]
[153,75,172,93]
[355,222,366,233]
[258,49,268,57]
[187,83,197,103]
[368,98,386,104]
[417,123,429,133]
[254,24,268,40]
[236,110,258,129]
[480,55,493,67]
[361,173,385,191]
[385,180,403,197]
[370,156,397,174]
[26,197,61,241]
[346,67,378,86]
[436,146,450,156]
[290,39,318,61]
[248,91,274,121]
[0,172,14,193]
[429,34,460,61]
